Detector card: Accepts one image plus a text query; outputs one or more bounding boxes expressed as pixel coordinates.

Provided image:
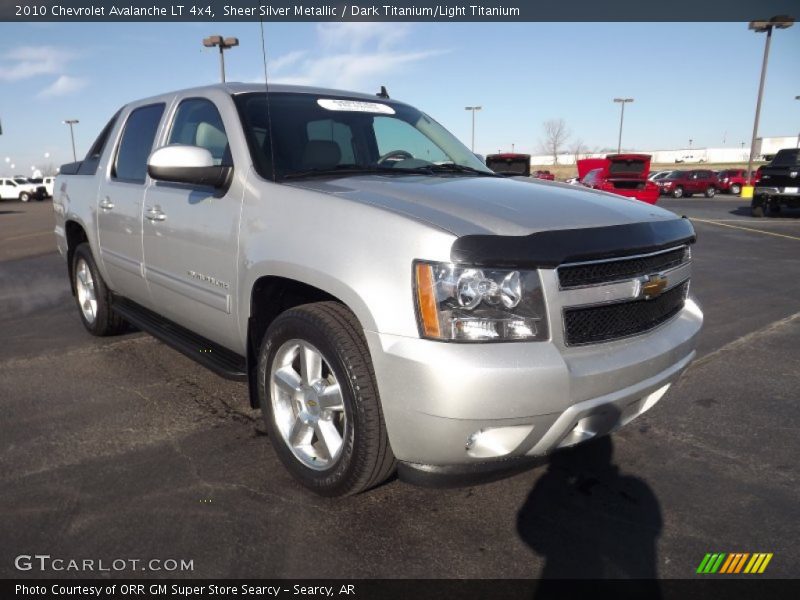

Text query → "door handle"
[99,197,114,210]
[145,206,166,222]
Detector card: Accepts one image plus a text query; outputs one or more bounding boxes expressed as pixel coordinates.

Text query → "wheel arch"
[65,219,90,296]
[244,273,373,408]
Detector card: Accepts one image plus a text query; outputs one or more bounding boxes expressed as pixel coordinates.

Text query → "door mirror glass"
[147,145,232,188]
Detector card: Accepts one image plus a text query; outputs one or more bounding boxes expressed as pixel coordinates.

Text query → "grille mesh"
[564,282,688,345]
[558,247,688,289]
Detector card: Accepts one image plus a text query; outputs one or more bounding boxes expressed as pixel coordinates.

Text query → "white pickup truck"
[0,177,45,202]
[54,83,702,495]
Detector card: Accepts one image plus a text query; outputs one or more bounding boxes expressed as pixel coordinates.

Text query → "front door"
[96,103,166,306]
[142,96,243,352]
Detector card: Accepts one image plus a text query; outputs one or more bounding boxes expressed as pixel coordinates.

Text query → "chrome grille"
[564,281,689,345]
[558,246,689,289]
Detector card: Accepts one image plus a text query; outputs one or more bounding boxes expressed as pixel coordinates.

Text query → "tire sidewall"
[673,187,684,198]
[258,312,361,495]
[730,184,741,195]
[72,244,111,335]
[20,192,30,202]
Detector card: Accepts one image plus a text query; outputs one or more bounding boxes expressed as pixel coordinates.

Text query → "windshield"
[234,92,494,180]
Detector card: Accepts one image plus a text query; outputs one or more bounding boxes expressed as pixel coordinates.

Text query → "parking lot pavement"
[0,199,57,261]
[0,197,798,579]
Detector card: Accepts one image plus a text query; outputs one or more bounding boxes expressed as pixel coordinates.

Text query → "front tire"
[705,186,716,198]
[730,183,741,195]
[672,186,684,198]
[71,243,127,336]
[258,302,395,496]
[19,192,30,202]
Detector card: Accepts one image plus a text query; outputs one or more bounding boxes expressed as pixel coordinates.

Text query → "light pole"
[746,16,794,184]
[464,106,482,152]
[795,95,800,148]
[203,35,239,83]
[63,119,78,162]
[613,98,634,154]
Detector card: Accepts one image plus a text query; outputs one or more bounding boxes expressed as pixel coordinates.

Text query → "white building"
[528,136,797,166]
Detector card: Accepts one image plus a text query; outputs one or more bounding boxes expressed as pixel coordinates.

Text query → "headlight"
[413,261,549,342]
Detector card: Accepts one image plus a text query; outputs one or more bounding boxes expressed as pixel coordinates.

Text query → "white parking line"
[692,218,800,241]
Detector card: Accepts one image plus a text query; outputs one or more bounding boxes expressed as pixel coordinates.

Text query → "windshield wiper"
[400,163,500,177]
[282,165,394,180]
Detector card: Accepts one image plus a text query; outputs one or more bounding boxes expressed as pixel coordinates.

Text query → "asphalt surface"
[0,196,798,580]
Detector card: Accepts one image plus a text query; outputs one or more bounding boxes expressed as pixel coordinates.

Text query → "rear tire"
[258,302,396,496]
[71,243,127,336]
[750,196,766,218]
[730,183,741,195]
[19,192,30,203]
[672,187,684,198]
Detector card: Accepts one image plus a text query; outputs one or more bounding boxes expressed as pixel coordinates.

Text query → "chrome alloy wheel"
[75,258,98,324]
[269,340,347,470]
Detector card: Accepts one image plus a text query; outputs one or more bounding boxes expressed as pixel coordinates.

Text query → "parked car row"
[0,176,52,202]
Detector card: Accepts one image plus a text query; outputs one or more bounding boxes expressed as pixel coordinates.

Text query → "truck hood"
[287,174,678,237]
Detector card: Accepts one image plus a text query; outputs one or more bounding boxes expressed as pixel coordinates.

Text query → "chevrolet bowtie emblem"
[641,274,668,299]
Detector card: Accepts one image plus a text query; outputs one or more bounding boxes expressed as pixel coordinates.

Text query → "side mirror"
[147,145,232,188]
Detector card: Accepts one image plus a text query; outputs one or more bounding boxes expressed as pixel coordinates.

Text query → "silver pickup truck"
[54,83,702,496]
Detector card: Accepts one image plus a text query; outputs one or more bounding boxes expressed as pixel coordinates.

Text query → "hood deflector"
[450,218,696,268]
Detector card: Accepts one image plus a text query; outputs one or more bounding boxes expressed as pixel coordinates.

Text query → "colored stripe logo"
[696,553,773,574]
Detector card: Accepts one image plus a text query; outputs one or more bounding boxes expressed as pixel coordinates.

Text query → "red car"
[717,169,747,195]
[655,169,719,198]
[576,153,659,204]
[533,169,555,181]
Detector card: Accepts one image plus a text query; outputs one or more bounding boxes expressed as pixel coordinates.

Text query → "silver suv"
[54,84,702,495]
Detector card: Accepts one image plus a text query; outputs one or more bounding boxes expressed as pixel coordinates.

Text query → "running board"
[111,296,247,382]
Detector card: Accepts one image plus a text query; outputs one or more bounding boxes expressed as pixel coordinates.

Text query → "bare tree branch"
[539,119,570,166]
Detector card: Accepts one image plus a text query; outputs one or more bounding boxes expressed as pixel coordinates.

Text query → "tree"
[571,139,588,163]
[40,163,58,176]
[539,119,570,166]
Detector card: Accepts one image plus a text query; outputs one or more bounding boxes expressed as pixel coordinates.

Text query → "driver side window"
[373,116,448,163]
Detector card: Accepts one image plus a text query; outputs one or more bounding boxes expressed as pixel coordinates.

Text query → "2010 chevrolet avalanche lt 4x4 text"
[53,84,703,496]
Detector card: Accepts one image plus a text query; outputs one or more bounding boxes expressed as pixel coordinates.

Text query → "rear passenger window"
[168,98,230,166]
[113,104,165,183]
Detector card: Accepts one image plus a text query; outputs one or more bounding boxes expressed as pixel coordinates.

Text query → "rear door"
[96,103,166,306]
[141,95,243,352]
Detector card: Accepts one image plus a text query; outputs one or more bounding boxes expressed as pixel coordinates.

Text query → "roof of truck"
[127,83,402,108]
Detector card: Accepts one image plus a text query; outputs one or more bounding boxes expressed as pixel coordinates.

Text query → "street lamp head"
[63,119,79,125]
[223,37,239,48]
[613,98,634,103]
[203,35,223,47]
[749,15,794,32]
[464,106,482,111]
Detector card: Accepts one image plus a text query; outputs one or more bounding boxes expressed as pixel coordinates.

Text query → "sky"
[0,21,799,175]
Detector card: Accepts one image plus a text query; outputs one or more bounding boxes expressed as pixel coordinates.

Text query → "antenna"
[377,86,390,99]
[258,1,277,181]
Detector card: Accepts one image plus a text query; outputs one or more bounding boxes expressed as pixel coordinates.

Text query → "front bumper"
[366,297,702,467]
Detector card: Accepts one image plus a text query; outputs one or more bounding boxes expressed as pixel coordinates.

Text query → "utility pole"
[203,35,239,83]
[464,106,482,152]
[746,16,794,184]
[63,119,79,162]
[613,98,634,154]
